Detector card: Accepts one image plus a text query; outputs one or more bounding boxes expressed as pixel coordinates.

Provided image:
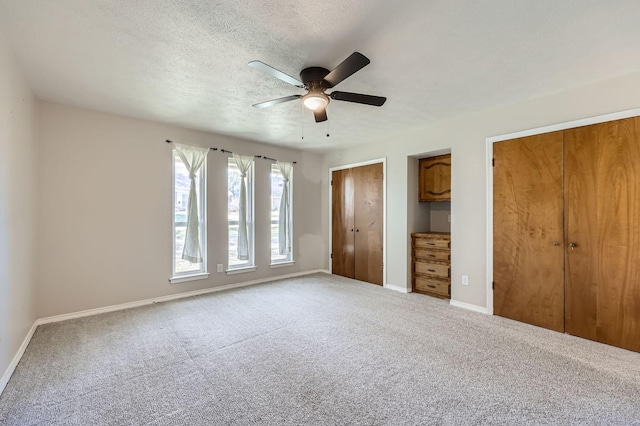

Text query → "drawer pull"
[427,269,436,272]
[427,285,436,289]
[427,243,436,246]
[427,254,436,257]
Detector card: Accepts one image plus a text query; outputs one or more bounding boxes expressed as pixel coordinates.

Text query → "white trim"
[225,266,257,275]
[328,158,387,286]
[450,299,489,314]
[485,107,640,317]
[486,107,640,144]
[270,261,295,269]
[0,321,38,396]
[169,273,210,284]
[486,136,494,315]
[384,283,410,293]
[37,269,329,326]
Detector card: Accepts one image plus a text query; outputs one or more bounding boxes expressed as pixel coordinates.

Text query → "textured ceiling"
[2,1,640,151]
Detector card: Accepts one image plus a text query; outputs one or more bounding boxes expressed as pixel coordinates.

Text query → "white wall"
[0,35,38,384]
[37,102,325,317]
[323,71,640,309]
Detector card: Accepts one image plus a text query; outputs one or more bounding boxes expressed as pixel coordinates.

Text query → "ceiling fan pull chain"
[301,102,305,140]
[326,119,330,138]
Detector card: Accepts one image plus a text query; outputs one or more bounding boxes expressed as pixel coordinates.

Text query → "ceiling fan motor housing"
[300,67,330,89]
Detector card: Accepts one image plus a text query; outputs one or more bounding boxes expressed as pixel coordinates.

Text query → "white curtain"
[174,142,209,263]
[233,153,254,261]
[276,161,293,256]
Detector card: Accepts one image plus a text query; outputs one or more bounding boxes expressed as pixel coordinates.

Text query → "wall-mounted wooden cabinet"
[419,154,451,202]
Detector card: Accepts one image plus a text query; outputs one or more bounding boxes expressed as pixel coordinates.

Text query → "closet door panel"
[331,169,355,279]
[353,163,384,285]
[564,125,599,342]
[493,132,565,332]
[565,118,640,352]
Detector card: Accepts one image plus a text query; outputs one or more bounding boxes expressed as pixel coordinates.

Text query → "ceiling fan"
[248,52,386,123]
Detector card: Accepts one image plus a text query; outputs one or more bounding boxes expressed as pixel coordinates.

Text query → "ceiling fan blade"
[252,95,301,108]
[322,52,370,88]
[330,91,386,106]
[314,109,328,122]
[248,61,303,87]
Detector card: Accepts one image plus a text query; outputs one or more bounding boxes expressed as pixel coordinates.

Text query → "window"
[172,149,207,281]
[228,156,254,270]
[271,163,293,264]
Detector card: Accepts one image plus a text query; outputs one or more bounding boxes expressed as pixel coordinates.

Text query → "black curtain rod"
[166,140,296,164]
[257,155,297,165]
[166,139,217,151]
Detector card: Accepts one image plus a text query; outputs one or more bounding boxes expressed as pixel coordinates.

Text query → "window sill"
[225,266,257,276]
[169,273,210,284]
[270,261,295,269]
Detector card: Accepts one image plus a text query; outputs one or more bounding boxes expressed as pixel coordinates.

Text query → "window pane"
[271,164,292,263]
[174,154,204,275]
[228,159,252,268]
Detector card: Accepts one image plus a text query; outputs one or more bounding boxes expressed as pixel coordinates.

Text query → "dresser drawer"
[414,248,450,262]
[414,261,450,278]
[414,237,450,249]
[414,277,450,296]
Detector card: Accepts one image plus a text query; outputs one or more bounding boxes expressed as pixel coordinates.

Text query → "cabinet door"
[565,118,640,352]
[331,168,355,279]
[419,154,451,202]
[353,163,384,285]
[493,132,565,332]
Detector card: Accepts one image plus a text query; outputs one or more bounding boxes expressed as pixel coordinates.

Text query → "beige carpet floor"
[1,273,639,425]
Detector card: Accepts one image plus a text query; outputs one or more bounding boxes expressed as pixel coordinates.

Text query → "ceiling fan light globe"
[303,94,329,111]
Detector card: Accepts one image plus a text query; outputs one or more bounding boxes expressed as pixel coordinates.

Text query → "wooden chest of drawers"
[411,232,451,299]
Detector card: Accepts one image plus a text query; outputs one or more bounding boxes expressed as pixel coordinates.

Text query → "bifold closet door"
[565,118,640,352]
[493,131,565,332]
[331,163,383,285]
[353,163,383,285]
[331,168,355,279]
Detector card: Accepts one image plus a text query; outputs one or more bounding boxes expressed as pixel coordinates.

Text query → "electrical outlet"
[217,264,223,273]
[448,215,451,223]
[462,275,469,286]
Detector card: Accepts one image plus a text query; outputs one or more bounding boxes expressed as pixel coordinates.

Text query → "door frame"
[329,158,387,286]
[485,107,640,315]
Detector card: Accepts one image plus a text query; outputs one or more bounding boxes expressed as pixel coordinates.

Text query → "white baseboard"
[449,299,489,314]
[38,269,330,325]
[0,321,38,396]
[383,283,410,293]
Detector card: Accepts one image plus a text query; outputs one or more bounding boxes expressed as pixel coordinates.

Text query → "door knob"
[569,242,577,250]
[552,241,560,246]
[350,229,354,232]
[355,229,360,232]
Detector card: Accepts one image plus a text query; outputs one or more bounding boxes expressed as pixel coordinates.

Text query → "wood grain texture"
[414,276,450,296]
[493,132,565,332]
[414,261,449,278]
[331,169,355,279]
[565,117,640,352]
[564,124,598,341]
[353,163,383,285]
[411,233,451,298]
[419,154,451,202]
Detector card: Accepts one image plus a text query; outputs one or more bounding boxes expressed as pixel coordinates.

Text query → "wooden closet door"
[331,168,355,279]
[493,132,565,332]
[565,118,640,352]
[353,163,384,285]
